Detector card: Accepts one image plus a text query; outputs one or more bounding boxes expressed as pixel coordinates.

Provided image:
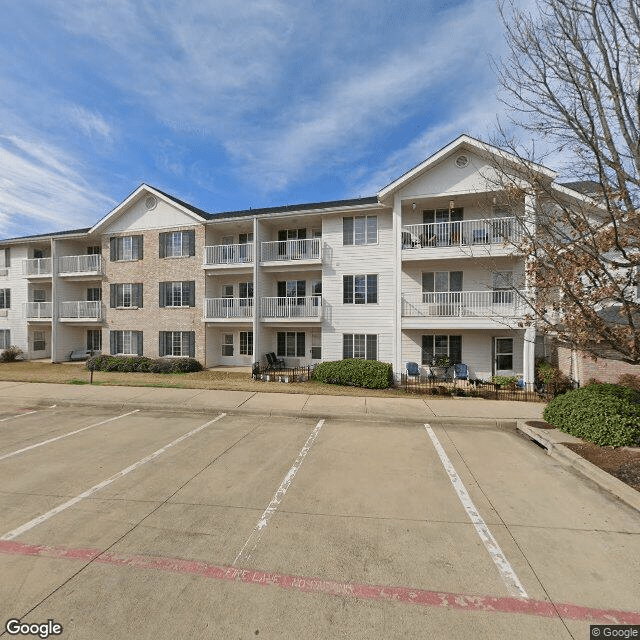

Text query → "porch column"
[252,215,261,365]
[392,193,403,378]
[50,237,59,363]
[523,325,536,384]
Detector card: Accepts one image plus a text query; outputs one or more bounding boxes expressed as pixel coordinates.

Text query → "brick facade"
[556,344,640,385]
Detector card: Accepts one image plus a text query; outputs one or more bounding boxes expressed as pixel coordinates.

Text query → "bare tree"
[492,0,640,364]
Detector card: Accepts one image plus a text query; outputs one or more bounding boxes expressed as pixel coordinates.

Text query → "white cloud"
[0,135,114,238]
[66,105,112,141]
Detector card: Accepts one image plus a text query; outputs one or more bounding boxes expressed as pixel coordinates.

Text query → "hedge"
[312,359,393,389]
[543,383,640,447]
[86,355,203,374]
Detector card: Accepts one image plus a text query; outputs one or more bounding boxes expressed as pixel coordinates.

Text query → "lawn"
[0,361,411,398]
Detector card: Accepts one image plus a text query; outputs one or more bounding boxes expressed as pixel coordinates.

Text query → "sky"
[0,0,535,239]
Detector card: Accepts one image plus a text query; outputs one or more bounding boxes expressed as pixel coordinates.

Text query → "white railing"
[261,296,322,319]
[58,254,102,274]
[401,290,524,317]
[23,258,52,276]
[402,217,521,249]
[204,297,254,319]
[260,238,321,262]
[59,301,102,319]
[203,243,254,266]
[24,302,52,319]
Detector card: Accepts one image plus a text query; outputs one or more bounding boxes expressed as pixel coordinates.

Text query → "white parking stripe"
[0,410,140,462]
[234,418,325,566]
[1,413,227,541]
[0,410,39,423]
[424,424,529,599]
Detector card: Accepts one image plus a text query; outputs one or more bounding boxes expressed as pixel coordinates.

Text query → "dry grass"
[0,361,412,398]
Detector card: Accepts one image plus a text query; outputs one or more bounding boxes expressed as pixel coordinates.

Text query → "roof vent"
[455,154,469,168]
[144,195,157,210]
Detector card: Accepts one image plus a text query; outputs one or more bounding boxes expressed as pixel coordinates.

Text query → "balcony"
[401,217,521,258]
[24,302,52,320]
[203,244,254,268]
[59,301,102,322]
[401,291,524,328]
[23,258,52,278]
[203,298,254,321]
[261,296,323,321]
[260,239,321,264]
[58,254,103,277]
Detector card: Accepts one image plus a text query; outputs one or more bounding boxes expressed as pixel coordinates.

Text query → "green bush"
[312,359,393,389]
[536,360,572,397]
[86,355,203,374]
[543,383,640,447]
[492,375,519,387]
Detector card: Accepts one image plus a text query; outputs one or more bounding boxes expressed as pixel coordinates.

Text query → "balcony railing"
[261,238,321,262]
[203,297,254,319]
[24,302,52,319]
[203,243,254,266]
[261,296,322,319]
[59,301,102,319]
[58,254,102,274]
[23,258,52,276]
[402,217,521,250]
[401,290,524,318]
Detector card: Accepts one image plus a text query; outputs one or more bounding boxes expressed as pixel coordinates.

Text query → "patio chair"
[453,363,468,380]
[406,362,420,378]
[266,352,285,369]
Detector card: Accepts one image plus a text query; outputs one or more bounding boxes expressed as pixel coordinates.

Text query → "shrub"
[312,359,393,389]
[617,373,640,392]
[543,383,640,447]
[492,375,519,387]
[536,360,572,397]
[86,355,203,374]
[0,345,24,362]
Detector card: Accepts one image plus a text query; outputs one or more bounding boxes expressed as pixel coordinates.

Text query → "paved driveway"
[0,405,638,639]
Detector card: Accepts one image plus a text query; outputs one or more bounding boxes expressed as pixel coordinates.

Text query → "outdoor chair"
[406,362,420,378]
[453,363,468,380]
[266,352,285,369]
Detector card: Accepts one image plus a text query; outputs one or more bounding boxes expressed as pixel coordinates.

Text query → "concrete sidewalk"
[0,380,544,425]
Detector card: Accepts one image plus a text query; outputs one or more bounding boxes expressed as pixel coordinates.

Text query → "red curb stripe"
[1,540,639,624]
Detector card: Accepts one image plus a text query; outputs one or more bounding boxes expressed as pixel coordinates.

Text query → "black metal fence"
[252,362,315,383]
[398,373,554,402]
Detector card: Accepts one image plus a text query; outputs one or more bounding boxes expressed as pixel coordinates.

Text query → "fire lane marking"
[0,540,638,624]
[234,418,325,566]
[0,413,227,540]
[0,410,141,462]
[424,423,529,599]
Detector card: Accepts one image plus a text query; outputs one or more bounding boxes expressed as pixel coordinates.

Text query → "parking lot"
[0,403,639,639]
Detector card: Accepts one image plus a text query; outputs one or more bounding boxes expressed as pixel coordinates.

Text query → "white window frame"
[87,329,102,352]
[0,329,10,349]
[239,331,253,356]
[343,334,377,360]
[343,274,377,304]
[32,289,46,303]
[495,337,514,373]
[0,289,10,309]
[343,215,378,246]
[222,333,234,357]
[33,330,46,352]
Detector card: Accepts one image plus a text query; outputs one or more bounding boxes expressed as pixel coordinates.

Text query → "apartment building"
[0,135,591,382]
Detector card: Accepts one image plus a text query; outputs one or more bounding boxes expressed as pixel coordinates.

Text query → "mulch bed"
[564,442,640,493]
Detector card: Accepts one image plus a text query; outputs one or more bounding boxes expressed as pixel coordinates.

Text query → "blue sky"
[1,0,522,239]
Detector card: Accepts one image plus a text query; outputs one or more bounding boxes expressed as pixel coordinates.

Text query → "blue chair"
[453,363,468,380]
[516,377,526,389]
[406,362,420,378]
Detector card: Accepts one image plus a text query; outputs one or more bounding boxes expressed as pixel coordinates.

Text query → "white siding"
[106,195,200,233]
[0,245,34,356]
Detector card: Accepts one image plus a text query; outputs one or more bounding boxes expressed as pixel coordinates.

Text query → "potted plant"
[431,355,451,380]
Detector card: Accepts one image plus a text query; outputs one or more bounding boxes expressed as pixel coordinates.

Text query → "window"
[87,287,102,302]
[0,329,9,349]
[277,280,306,302]
[495,338,514,371]
[86,246,101,255]
[239,282,254,306]
[0,248,9,268]
[159,230,196,258]
[492,271,514,304]
[421,335,462,365]
[343,334,377,360]
[343,275,377,304]
[159,281,195,307]
[222,334,234,357]
[33,330,46,352]
[32,289,46,303]
[110,235,143,261]
[110,284,143,308]
[277,331,305,357]
[422,271,462,313]
[343,216,377,245]
[240,331,253,356]
[87,329,102,352]
[33,249,45,259]
[110,330,143,355]
[159,331,195,357]
[311,330,321,359]
[0,289,10,309]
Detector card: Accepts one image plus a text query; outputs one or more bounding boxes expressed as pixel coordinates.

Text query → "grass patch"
[67,379,90,385]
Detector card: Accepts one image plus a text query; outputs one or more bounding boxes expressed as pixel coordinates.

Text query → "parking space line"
[0,410,39,423]
[1,539,639,624]
[424,423,529,599]
[0,413,227,541]
[0,410,140,462]
[234,418,325,566]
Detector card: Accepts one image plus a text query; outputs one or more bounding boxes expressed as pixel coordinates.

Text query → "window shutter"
[134,235,143,260]
[189,332,195,358]
[158,232,167,258]
[136,331,143,356]
[296,332,305,357]
[343,276,353,304]
[367,275,377,303]
[159,332,165,357]
[110,284,116,308]
[110,331,116,355]
[110,238,117,261]
[343,218,353,245]
[159,282,166,308]
[134,284,143,308]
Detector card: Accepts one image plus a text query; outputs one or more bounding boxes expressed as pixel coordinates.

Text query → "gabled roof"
[377,134,557,201]
[0,227,91,245]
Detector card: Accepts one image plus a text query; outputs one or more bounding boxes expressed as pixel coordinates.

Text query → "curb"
[516,421,640,515]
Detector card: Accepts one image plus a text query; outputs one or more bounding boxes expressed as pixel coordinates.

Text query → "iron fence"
[252,362,315,383]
